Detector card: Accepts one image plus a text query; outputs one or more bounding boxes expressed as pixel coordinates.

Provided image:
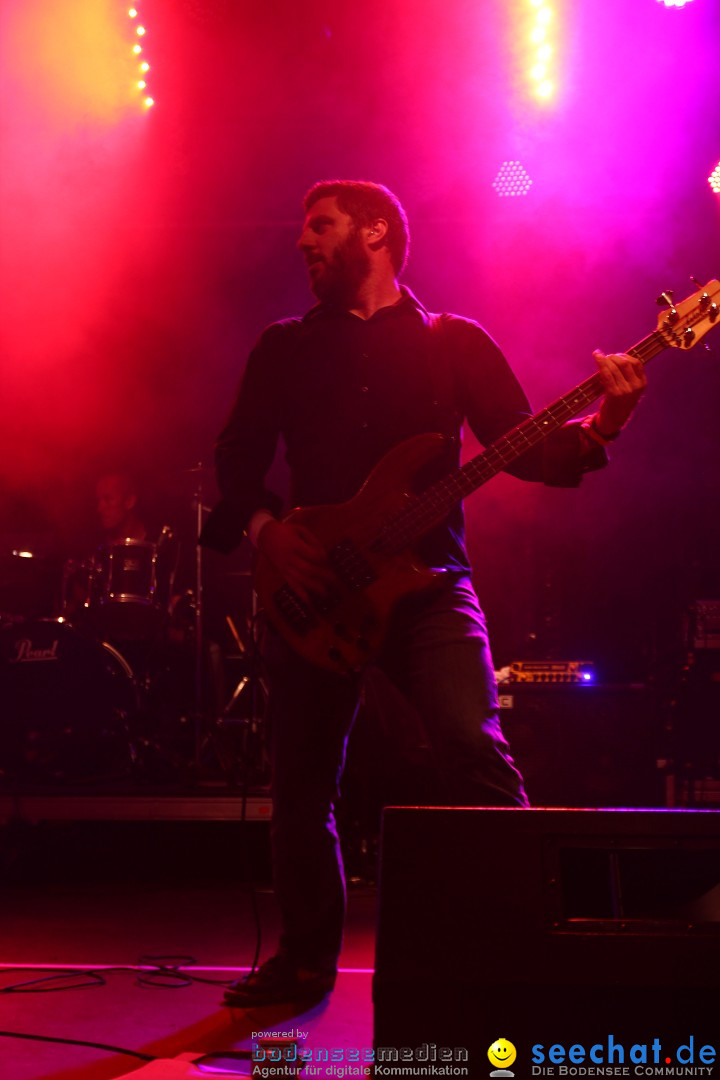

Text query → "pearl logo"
[12,638,60,662]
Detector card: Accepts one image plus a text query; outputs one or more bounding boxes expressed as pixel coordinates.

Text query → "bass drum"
[0,619,138,783]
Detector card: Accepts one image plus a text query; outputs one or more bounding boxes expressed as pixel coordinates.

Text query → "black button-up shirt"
[203,287,604,569]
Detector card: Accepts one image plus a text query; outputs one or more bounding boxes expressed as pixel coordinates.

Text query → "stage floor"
[0,822,375,1079]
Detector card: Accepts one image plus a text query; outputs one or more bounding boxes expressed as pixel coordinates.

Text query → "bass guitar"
[255,280,719,674]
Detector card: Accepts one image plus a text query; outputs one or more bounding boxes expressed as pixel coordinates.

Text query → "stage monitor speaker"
[374,807,720,1070]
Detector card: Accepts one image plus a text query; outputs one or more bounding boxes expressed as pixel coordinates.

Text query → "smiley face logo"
[488,1038,517,1075]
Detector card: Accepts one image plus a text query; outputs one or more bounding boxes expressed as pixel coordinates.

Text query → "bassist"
[201,179,646,1007]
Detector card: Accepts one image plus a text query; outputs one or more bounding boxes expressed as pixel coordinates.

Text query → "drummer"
[96,471,149,544]
[64,471,177,625]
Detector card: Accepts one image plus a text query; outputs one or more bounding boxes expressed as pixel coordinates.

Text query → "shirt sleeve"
[200,322,294,553]
[451,317,608,487]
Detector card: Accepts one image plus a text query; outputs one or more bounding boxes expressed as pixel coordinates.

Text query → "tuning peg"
[691,276,703,288]
[656,290,674,307]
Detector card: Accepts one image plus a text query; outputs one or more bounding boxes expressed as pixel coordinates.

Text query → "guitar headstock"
[656,279,720,349]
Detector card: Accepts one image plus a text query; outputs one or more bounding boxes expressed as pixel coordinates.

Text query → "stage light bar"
[657,0,694,7]
[128,5,154,109]
[526,1,556,102]
[492,161,533,197]
[709,163,720,195]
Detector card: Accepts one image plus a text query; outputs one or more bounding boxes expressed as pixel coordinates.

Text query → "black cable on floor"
[1,969,107,993]
[0,1029,156,1061]
[0,956,234,994]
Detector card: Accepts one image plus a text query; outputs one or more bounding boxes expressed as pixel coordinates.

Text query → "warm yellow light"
[132,43,142,54]
[535,79,554,99]
[530,26,546,43]
[136,25,146,36]
[537,43,552,61]
[537,7,553,24]
[144,96,154,107]
[128,7,138,16]
[530,64,547,81]
[140,61,150,72]
[137,79,146,89]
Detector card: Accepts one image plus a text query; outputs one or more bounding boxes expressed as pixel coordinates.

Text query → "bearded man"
[201,179,646,1007]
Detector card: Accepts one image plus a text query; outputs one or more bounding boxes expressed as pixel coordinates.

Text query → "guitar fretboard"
[373,329,667,554]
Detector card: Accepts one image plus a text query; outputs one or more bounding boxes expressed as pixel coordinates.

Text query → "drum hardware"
[91,538,165,642]
[0,618,139,783]
[0,549,59,621]
[214,612,270,785]
[178,463,270,786]
[185,462,241,781]
[221,614,251,712]
[103,538,158,603]
[61,555,100,618]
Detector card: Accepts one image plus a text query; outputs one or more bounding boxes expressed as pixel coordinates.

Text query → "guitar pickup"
[273,584,317,636]
[328,539,377,590]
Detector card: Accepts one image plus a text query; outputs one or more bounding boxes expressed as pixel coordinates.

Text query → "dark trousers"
[263,575,528,973]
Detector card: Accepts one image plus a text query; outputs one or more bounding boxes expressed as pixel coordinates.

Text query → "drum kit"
[0,465,268,788]
[0,536,188,785]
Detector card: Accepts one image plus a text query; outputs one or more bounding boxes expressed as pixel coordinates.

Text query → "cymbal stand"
[218,604,270,787]
[191,465,219,774]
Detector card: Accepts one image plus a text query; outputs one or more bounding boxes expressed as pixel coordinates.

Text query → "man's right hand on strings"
[257,519,336,604]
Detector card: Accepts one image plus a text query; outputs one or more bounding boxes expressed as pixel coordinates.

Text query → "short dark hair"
[304,179,410,274]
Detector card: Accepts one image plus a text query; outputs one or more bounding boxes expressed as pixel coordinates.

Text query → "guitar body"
[254,433,448,673]
[253,279,720,675]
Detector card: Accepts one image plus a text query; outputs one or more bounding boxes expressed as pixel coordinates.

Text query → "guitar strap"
[427,312,462,439]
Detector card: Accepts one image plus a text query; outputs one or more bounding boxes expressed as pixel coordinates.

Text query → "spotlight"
[657,0,694,7]
[709,163,720,194]
[524,0,557,102]
[129,6,155,110]
[492,161,533,197]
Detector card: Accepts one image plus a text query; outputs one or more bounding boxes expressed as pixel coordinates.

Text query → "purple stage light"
[492,161,533,197]
[709,162,720,195]
[656,0,694,7]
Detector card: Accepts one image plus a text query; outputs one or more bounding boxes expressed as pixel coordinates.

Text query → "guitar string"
[292,302,716,629]
[324,306,713,561]
[378,340,665,551]
[354,331,667,555]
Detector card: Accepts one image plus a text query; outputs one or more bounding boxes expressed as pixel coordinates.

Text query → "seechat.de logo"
[489,1038,517,1077]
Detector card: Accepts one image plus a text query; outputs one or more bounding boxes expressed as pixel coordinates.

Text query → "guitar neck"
[375,328,666,553]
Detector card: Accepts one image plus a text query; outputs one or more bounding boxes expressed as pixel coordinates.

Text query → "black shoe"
[223,954,336,1008]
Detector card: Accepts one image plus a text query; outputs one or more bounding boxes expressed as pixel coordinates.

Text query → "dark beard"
[311,227,371,306]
